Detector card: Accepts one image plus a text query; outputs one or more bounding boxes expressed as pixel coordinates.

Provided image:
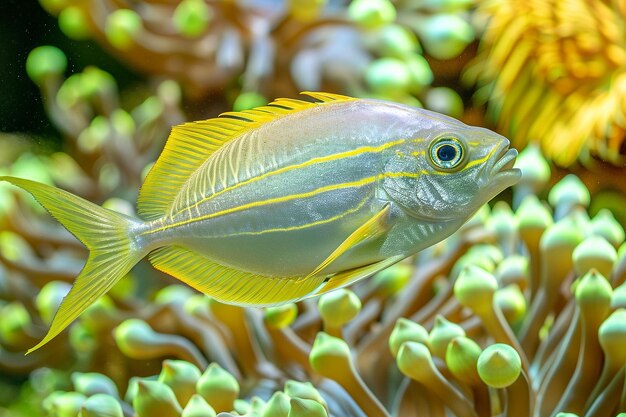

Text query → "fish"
[1,92,521,353]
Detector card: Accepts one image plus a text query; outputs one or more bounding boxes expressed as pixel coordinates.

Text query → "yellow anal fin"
[313,256,404,296]
[304,204,391,280]
[150,246,327,306]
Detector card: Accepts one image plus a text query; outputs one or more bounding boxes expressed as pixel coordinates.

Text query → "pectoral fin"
[312,255,404,295]
[304,204,392,280]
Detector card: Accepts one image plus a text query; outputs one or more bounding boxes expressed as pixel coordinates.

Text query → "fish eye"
[429,137,465,170]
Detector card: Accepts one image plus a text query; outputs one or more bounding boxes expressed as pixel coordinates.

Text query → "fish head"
[382,117,521,222]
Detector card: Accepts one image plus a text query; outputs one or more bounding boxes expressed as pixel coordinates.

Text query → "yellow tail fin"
[0,176,145,354]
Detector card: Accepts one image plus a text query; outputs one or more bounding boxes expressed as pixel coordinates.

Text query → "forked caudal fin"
[0,176,145,354]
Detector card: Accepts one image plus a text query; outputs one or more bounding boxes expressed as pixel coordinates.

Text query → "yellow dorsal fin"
[149,246,328,306]
[137,92,354,220]
[304,204,392,280]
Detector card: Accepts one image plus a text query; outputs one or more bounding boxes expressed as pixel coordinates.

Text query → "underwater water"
[1,1,626,417]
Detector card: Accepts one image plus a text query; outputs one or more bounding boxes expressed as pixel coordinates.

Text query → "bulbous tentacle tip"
[477,344,522,389]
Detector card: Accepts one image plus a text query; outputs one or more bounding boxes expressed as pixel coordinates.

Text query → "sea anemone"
[3,144,626,416]
[469,0,626,166]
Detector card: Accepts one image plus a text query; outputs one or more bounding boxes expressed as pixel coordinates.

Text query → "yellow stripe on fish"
[147,176,381,234]
[148,171,429,235]
[170,138,408,219]
[0,92,520,353]
[210,193,373,239]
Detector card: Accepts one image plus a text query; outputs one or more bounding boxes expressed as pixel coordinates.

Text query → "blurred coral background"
[1,1,626,416]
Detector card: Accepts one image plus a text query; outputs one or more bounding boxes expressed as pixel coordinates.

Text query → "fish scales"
[0,92,521,353]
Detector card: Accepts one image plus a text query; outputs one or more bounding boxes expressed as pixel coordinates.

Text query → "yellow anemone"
[470,0,626,166]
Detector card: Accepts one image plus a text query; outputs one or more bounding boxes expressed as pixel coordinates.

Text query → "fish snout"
[488,145,522,186]
[476,140,521,188]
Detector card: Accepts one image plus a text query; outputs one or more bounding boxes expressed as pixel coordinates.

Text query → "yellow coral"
[471,0,626,166]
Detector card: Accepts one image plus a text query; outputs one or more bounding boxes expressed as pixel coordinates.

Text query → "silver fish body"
[0,92,521,352]
[138,98,518,276]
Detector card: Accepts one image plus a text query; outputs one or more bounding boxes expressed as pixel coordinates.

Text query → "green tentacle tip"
[451,251,496,279]
[181,394,216,417]
[318,289,361,328]
[424,87,464,119]
[389,317,429,357]
[56,74,83,109]
[81,67,117,97]
[58,6,91,40]
[429,315,465,359]
[195,363,239,413]
[365,58,411,97]
[0,302,31,346]
[233,92,268,112]
[158,360,201,407]
[540,220,584,251]
[486,201,517,236]
[265,303,298,329]
[495,284,527,325]
[288,397,328,417]
[417,14,474,60]
[378,24,421,58]
[514,144,551,187]
[68,321,97,354]
[284,381,327,411]
[154,285,196,306]
[133,380,183,417]
[574,269,613,310]
[113,319,162,359]
[396,341,434,381]
[495,255,529,288]
[36,281,71,325]
[572,235,617,278]
[348,0,396,29]
[309,332,352,378]
[250,396,267,411]
[26,45,67,85]
[233,398,250,415]
[454,265,497,312]
[477,343,521,388]
[78,116,111,153]
[445,336,482,385]
[516,194,553,230]
[80,394,124,417]
[71,372,119,398]
[262,392,291,417]
[590,209,625,247]
[105,9,142,50]
[612,281,626,309]
[371,262,413,296]
[173,0,212,38]
[599,309,626,363]
[43,391,87,417]
[466,244,504,265]
[548,174,590,209]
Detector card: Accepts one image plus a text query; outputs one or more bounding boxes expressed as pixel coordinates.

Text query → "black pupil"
[437,144,457,162]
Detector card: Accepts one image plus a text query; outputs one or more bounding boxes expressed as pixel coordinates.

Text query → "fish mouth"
[490,148,522,184]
